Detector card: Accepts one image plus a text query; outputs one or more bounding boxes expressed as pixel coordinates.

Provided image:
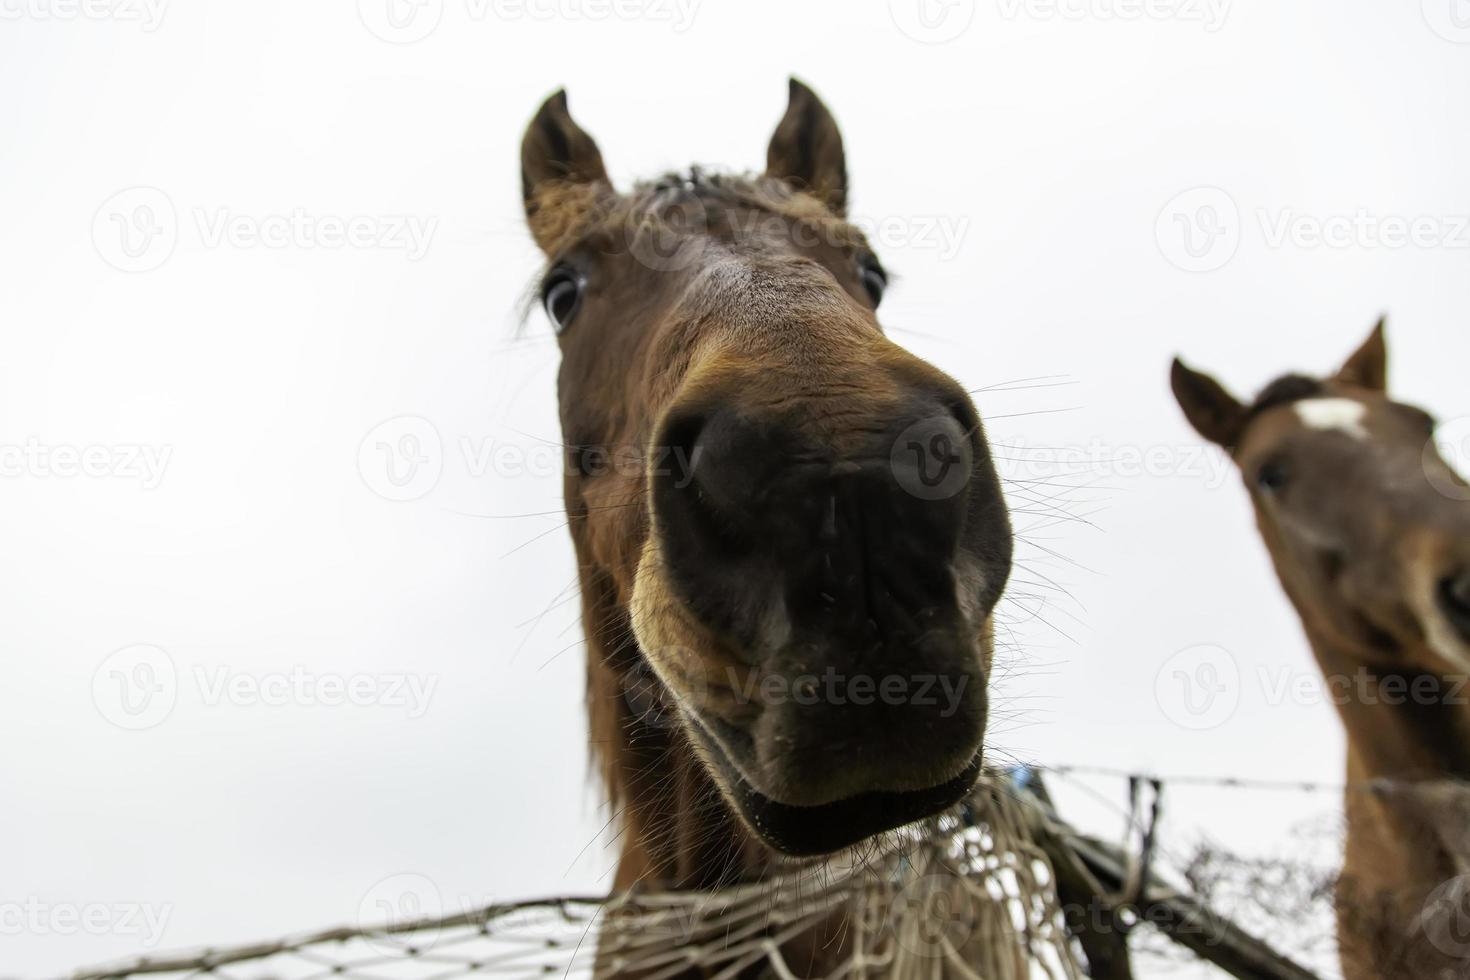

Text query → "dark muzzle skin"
[1440,570,1470,643]
[649,371,1010,853]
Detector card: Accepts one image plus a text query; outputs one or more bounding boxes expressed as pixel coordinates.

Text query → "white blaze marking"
[1295,398,1369,439]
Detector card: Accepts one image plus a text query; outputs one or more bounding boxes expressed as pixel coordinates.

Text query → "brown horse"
[1172,322,1470,979]
[519,78,1013,904]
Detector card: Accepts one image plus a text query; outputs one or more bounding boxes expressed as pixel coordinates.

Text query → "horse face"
[1173,322,1470,678]
[521,82,1012,856]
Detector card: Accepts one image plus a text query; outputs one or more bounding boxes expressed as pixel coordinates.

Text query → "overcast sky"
[4,1,1470,976]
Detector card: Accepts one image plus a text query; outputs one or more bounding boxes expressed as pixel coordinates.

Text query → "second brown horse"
[1174,322,1470,979]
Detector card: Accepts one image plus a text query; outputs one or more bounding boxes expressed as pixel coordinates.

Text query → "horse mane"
[531,169,854,269]
[1246,373,1325,421]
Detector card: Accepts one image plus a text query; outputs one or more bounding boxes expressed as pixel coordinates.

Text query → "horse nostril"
[660,410,706,491]
[1437,571,1470,641]
[653,406,785,563]
[665,408,772,520]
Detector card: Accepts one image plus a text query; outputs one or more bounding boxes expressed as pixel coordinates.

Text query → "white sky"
[4,1,1470,976]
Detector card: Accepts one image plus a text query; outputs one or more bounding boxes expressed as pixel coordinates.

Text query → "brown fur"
[1173,320,1470,979]
[519,80,1014,930]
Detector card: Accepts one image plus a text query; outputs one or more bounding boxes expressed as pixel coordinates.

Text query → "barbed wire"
[1040,762,1470,796]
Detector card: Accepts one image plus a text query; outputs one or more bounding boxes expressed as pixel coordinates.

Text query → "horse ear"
[1334,316,1388,392]
[766,78,848,216]
[1171,358,1247,450]
[521,89,611,253]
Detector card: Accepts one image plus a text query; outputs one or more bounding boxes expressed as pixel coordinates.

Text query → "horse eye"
[1256,459,1290,494]
[859,258,887,307]
[541,267,585,334]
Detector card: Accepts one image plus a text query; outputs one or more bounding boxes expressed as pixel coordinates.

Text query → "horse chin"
[684,716,983,857]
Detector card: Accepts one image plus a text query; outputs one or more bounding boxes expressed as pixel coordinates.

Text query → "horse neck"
[1300,627,1470,781]
[1300,625,1470,893]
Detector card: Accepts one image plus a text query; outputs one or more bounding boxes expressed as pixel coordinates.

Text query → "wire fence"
[70,764,1460,979]
[61,773,1087,980]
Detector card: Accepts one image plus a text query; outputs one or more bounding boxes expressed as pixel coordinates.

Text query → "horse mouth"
[687,718,983,856]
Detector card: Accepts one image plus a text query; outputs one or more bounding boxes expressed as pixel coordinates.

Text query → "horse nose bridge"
[663,335,972,461]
